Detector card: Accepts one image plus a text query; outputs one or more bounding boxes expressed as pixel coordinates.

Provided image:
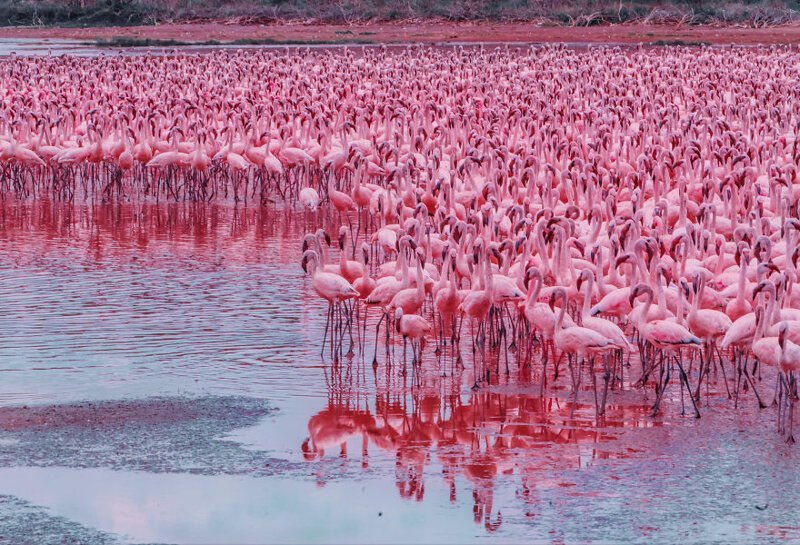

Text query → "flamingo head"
[301,437,320,461]
[301,233,316,254]
[523,267,542,291]
[589,244,603,264]
[415,247,426,270]
[361,243,370,265]
[575,269,593,294]
[301,250,318,275]
[656,263,672,286]
[548,287,567,311]
[779,322,788,348]
[315,228,331,247]
[397,235,416,254]
[691,272,704,294]
[752,279,774,300]
[614,253,633,269]
[734,242,749,266]
[490,246,503,268]
[629,284,653,308]
[757,261,780,279]
[679,279,691,299]
[513,235,527,253]
[753,235,772,261]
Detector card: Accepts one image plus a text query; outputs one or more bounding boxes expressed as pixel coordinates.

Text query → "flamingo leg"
[651,353,670,417]
[600,355,611,416]
[713,341,731,398]
[675,356,701,418]
[372,311,384,366]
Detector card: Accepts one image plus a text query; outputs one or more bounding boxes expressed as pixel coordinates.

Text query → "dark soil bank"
[5,22,800,46]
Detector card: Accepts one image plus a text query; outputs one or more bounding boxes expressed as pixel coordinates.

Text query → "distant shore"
[1,22,800,47]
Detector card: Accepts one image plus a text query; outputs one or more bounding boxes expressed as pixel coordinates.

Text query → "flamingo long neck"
[317,236,330,266]
[676,286,686,325]
[656,274,667,317]
[502,246,512,276]
[595,253,608,293]
[484,254,494,301]
[516,241,531,290]
[635,291,653,327]
[525,275,542,312]
[308,256,319,279]
[339,235,348,268]
[679,246,688,278]
[609,251,622,286]
[437,252,452,293]
[536,226,551,276]
[565,240,578,286]
[690,278,704,318]
[787,231,797,278]
[361,257,369,281]
[780,329,788,363]
[626,261,638,288]
[678,189,687,232]
[448,262,457,298]
[581,274,594,319]
[714,243,726,276]
[589,216,601,244]
[735,256,748,304]
[774,282,786,320]
[555,295,566,330]
[634,252,649,285]
[765,290,777,327]
[471,256,482,290]
[416,260,424,298]
[708,209,718,240]
[399,245,410,288]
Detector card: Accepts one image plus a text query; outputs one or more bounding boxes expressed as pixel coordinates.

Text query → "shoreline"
[1,21,800,46]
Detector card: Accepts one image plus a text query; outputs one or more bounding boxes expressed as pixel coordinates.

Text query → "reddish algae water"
[0,200,797,544]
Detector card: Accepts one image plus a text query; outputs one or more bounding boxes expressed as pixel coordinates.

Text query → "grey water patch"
[0,495,119,545]
[0,395,297,476]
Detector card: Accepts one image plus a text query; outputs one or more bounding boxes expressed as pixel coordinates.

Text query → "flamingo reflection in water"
[301,363,659,532]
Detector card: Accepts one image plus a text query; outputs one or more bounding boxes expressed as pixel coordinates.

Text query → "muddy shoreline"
[0,395,293,544]
[1,22,800,46]
[0,395,295,476]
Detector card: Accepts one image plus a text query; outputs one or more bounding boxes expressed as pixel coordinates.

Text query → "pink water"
[0,200,797,544]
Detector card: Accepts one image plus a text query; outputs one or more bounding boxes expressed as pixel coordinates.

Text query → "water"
[0,199,797,544]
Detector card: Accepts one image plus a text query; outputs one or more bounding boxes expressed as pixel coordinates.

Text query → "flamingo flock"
[2,45,799,440]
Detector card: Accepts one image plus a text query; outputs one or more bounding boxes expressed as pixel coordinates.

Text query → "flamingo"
[395,308,432,368]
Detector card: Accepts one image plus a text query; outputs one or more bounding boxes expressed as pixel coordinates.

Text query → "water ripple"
[0,200,331,405]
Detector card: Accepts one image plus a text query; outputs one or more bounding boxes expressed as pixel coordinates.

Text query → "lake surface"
[0,200,797,544]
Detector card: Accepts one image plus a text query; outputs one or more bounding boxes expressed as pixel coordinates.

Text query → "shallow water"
[0,200,797,544]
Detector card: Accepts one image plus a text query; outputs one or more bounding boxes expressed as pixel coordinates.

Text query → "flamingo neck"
[400,246,410,287]
[555,296,566,330]
[736,256,748,302]
[635,291,653,327]
[581,275,593,318]
[525,276,542,311]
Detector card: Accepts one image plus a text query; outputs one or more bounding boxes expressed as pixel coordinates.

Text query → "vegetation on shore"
[1,0,799,28]
[93,36,374,47]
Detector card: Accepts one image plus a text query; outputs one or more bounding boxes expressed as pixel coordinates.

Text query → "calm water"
[0,200,797,544]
